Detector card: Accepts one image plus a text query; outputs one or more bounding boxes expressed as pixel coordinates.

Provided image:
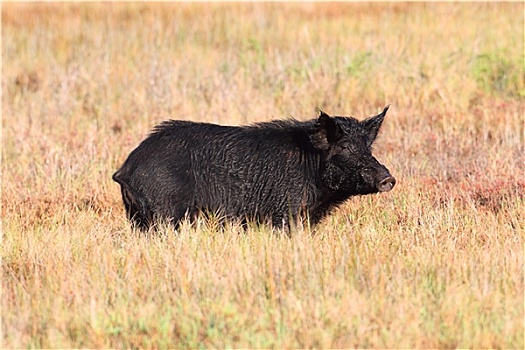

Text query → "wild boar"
[113,106,395,230]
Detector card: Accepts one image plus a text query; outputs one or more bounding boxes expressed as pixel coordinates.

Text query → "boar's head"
[310,105,395,196]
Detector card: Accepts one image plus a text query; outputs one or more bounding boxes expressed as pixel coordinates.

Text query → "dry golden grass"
[2,3,524,348]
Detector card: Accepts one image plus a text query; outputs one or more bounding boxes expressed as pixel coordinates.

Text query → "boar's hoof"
[377,176,396,192]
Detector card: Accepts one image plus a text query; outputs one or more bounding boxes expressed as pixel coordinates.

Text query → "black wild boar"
[113,106,395,230]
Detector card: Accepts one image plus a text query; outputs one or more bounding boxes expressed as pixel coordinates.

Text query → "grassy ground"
[2,3,524,348]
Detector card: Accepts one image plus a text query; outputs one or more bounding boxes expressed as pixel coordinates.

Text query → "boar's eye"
[339,143,357,156]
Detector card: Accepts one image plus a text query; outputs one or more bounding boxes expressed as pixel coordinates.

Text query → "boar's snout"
[359,164,396,193]
[377,175,396,192]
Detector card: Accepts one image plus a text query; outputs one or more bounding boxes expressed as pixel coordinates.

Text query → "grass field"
[2,3,524,348]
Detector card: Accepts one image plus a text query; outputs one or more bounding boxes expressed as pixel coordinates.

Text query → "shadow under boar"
[113,106,396,231]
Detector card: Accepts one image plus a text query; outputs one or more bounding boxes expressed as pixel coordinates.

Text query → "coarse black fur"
[113,106,395,231]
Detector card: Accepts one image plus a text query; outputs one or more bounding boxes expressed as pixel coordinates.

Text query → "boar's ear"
[361,105,389,147]
[311,109,341,151]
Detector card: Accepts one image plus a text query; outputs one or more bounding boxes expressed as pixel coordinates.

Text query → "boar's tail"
[112,170,152,231]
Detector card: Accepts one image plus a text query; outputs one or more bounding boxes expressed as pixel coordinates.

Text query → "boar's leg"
[119,183,153,231]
